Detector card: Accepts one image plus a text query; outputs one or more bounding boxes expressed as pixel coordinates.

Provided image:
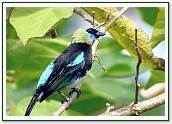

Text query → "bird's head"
[72,28,106,45]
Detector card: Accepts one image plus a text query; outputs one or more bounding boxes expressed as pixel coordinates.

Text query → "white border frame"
[2,2,169,121]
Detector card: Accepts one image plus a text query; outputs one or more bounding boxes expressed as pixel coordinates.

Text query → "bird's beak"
[96,31,106,36]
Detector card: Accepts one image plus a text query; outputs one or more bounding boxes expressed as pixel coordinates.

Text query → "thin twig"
[134,28,142,105]
[93,54,107,72]
[93,7,130,55]
[99,93,165,116]
[104,7,130,31]
[73,8,99,26]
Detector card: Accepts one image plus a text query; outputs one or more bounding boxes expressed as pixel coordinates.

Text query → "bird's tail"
[24,93,40,116]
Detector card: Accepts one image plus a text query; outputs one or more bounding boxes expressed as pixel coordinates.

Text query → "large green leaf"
[145,70,165,89]
[102,54,147,78]
[82,7,164,71]
[6,37,66,115]
[136,7,159,26]
[55,18,70,35]
[6,36,71,103]
[6,22,19,39]
[150,8,165,48]
[85,77,141,104]
[68,84,113,115]
[10,7,74,45]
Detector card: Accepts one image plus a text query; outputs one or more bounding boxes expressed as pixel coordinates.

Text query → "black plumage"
[38,42,92,102]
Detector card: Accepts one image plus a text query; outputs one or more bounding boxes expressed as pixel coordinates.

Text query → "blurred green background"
[6,7,165,116]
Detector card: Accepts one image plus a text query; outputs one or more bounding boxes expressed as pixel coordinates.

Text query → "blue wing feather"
[67,52,84,66]
[37,62,54,88]
[46,61,85,91]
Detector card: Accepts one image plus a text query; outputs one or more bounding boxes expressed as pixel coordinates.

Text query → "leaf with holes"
[83,7,164,71]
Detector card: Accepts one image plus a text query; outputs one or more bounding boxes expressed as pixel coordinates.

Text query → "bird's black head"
[86,28,105,39]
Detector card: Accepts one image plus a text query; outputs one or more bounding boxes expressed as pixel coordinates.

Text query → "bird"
[24,27,105,116]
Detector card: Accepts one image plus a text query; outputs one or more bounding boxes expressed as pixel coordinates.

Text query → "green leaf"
[55,18,70,35]
[136,7,159,26]
[145,70,165,89]
[82,7,164,71]
[6,40,56,104]
[6,36,71,103]
[103,61,147,78]
[6,22,19,39]
[89,37,125,78]
[70,84,113,115]
[10,7,74,45]
[98,37,123,53]
[85,78,138,104]
[150,8,165,48]
[141,104,165,116]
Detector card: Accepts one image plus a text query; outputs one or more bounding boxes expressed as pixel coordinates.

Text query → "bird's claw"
[69,88,81,99]
[61,98,71,110]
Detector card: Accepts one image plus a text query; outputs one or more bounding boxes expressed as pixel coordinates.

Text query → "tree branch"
[140,83,165,99]
[134,28,142,105]
[104,7,130,31]
[99,93,165,116]
[52,83,82,116]
[92,7,130,56]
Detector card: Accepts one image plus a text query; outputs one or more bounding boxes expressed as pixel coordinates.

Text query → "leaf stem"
[49,28,58,38]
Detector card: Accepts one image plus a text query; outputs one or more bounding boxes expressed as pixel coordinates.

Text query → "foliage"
[6,7,165,116]
[83,7,164,71]
[145,70,165,89]
[10,7,74,45]
[136,7,159,26]
[150,8,165,48]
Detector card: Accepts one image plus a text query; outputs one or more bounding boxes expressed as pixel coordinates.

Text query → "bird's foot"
[69,87,81,99]
[61,98,71,110]
[58,91,71,109]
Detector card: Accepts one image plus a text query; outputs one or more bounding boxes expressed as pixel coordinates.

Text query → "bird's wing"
[37,51,85,102]
[46,61,85,91]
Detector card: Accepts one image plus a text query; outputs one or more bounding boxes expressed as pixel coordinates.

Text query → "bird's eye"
[86,28,97,34]
[89,30,93,33]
